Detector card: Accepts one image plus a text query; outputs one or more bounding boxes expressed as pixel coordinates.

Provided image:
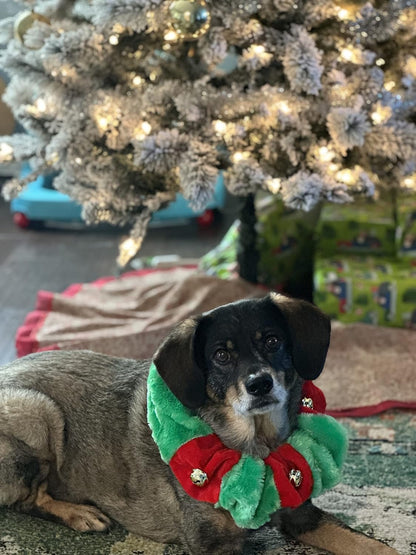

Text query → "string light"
[371,103,392,125]
[164,30,178,42]
[232,151,250,162]
[252,44,266,55]
[213,120,227,134]
[318,146,335,162]
[117,237,143,267]
[375,58,386,66]
[134,121,152,140]
[98,117,109,130]
[132,75,143,86]
[384,80,396,91]
[0,142,14,162]
[337,7,351,20]
[336,169,355,185]
[109,34,119,45]
[141,121,152,135]
[277,101,291,115]
[266,178,281,194]
[403,175,416,189]
[340,47,354,62]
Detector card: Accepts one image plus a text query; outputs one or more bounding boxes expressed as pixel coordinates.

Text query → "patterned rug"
[1,411,415,555]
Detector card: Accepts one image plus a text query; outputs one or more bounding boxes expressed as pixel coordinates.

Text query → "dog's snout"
[245,374,273,397]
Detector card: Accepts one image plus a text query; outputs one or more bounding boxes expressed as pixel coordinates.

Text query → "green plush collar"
[147,363,348,529]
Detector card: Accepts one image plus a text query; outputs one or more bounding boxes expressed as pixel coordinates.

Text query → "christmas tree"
[0,0,415,268]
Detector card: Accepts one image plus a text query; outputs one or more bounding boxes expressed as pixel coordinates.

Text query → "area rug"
[15,266,416,415]
[1,411,415,554]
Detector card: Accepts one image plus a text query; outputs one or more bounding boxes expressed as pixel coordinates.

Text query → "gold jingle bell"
[289,469,303,488]
[302,397,314,409]
[168,0,211,40]
[14,10,50,48]
[190,468,208,487]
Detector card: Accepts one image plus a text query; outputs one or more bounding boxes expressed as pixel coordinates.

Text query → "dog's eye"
[213,349,230,364]
[265,336,280,351]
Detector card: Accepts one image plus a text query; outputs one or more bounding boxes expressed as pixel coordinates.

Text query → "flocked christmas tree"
[0,0,416,269]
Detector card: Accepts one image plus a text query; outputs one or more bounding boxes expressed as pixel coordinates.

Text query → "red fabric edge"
[326,400,416,417]
[15,266,197,358]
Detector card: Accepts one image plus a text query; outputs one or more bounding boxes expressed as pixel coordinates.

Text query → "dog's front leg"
[274,501,399,555]
[180,500,247,555]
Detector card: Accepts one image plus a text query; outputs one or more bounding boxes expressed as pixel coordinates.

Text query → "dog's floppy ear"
[153,317,206,409]
[269,293,331,380]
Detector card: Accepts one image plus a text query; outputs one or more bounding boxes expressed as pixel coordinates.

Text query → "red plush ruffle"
[265,443,313,508]
[169,434,241,503]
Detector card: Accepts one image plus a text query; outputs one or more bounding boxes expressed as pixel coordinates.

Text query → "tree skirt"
[16,267,416,416]
[1,411,415,554]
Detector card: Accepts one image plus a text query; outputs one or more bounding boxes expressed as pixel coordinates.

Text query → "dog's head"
[154,293,330,455]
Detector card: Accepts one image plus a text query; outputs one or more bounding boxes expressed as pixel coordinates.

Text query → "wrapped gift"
[317,198,396,258]
[397,195,416,259]
[314,256,416,328]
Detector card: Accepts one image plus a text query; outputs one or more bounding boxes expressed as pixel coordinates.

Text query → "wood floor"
[0,196,239,364]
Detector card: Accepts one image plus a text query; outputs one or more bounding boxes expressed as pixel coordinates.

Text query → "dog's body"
[0,295,397,554]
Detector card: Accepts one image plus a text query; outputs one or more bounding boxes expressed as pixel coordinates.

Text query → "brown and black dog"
[0,294,398,554]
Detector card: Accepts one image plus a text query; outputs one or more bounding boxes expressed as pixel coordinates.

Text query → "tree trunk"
[237,194,259,284]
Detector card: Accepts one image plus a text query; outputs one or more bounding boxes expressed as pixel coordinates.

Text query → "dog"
[0,293,398,554]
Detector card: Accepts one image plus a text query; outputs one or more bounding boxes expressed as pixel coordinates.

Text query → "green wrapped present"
[317,198,396,258]
[314,256,416,328]
[397,196,416,259]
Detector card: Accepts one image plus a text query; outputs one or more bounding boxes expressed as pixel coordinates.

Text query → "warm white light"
[35,98,47,112]
[164,30,178,42]
[337,8,350,20]
[61,69,68,77]
[340,48,354,61]
[232,151,248,162]
[336,169,355,185]
[384,80,396,91]
[403,176,416,188]
[318,146,335,162]
[213,120,227,134]
[266,178,281,194]
[141,121,152,135]
[329,163,339,172]
[98,117,109,130]
[132,75,143,86]
[117,237,143,267]
[278,101,291,114]
[149,71,158,82]
[75,157,82,164]
[109,34,119,45]
[371,111,383,124]
[252,44,266,55]
[0,142,14,162]
[375,58,386,66]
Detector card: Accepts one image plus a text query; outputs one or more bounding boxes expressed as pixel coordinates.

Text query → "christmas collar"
[147,363,348,529]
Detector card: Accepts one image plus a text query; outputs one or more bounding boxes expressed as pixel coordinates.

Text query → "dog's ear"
[269,293,331,380]
[153,317,206,409]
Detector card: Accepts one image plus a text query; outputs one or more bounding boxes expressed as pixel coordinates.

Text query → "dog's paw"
[64,504,112,532]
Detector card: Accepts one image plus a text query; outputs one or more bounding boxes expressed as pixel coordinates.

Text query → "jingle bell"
[190,468,208,486]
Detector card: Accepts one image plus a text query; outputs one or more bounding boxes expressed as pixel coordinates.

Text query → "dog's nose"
[245,374,273,396]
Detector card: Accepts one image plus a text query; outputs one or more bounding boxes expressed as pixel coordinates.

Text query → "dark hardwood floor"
[0,196,239,364]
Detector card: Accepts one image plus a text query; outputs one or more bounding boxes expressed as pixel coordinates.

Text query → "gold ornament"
[301,397,314,410]
[14,10,50,48]
[289,469,303,488]
[168,0,211,40]
[190,468,208,487]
